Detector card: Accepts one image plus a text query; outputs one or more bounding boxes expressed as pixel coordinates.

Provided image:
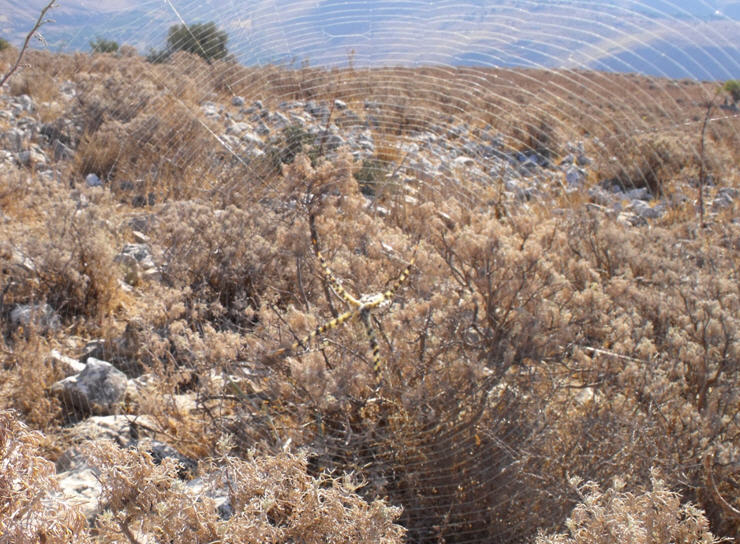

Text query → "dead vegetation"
[0,49,738,543]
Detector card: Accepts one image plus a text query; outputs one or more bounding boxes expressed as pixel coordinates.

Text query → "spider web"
[3,1,739,543]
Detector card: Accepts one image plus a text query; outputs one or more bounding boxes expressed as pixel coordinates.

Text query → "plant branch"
[0,0,58,89]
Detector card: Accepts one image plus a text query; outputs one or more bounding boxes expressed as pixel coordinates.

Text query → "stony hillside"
[1,48,739,543]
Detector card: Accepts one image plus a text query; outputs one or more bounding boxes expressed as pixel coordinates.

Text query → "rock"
[201,101,220,119]
[51,358,129,416]
[132,230,149,243]
[576,154,592,166]
[49,349,87,376]
[630,199,665,219]
[141,439,198,477]
[18,145,47,167]
[76,415,154,445]
[16,94,34,112]
[278,101,304,110]
[334,99,347,110]
[588,186,617,207]
[447,125,466,138]
[220,134,241,150]
[3,127,24,152]
[269,111,290,130]
[617,211,647,227]
[323,133,345,149]
[60,81,76,100]
[187,476,233,520]
[54,415,156,523]
[0,150,14,168]
[452,156,476,169]
[241,131,262,147]
[52,140,75,161]
[117,243,155,266]
[253,100,264,110]
[85,173,102,187]
[226,121,250,135]
[10,303,61,332]
[115,243,158,285]
[712,187,738,210]
[231,95,245,107]
[305,101,330,120]
[624,187,651,201]
[289,113,307,127]
[56,466,102,522]
[565,166,586,187]
[253,121,269,136]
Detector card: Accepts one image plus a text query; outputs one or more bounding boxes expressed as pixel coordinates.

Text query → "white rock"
[10,303,60,332]
[50,349,87,375]
[242,131,263,147]
[85,173,102,187]
[16,94,34,112]
[3,127,24,152]
[18,146,47,167]
[630,199,665,219]
[51,358,129,415]
[56,467,102,522]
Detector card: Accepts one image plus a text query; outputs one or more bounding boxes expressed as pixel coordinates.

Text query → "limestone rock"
[52,358,129,416]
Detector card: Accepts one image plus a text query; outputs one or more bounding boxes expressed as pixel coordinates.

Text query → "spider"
[271,214,416,386]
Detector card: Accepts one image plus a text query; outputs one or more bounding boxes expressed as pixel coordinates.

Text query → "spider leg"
[313,244,361,307]
[271,308,358,359]
[363,252,417,311]
[310,213,360,307]
[360,308,383,384]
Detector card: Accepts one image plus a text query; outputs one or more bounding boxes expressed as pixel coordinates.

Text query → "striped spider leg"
[271,217,416,386]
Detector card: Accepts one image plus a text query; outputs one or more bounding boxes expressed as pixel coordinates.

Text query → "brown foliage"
[84,440,405,543]
[1,49,738,543]
[535,474,722,544]
[0,410,89,544]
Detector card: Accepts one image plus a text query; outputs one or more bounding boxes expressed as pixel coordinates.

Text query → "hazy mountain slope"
[0,0,738,78]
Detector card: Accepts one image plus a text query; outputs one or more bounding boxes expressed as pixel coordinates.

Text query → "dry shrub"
[84,440,405,543]
[3,196,121,327]
[218,451,406,543]
[7,66,58,102]
[513,112,562,161]
[535,474,722,544]
[0,334,63,429]
[30,204,120,323]
[85,440,219,544]
[596,133,693,196]
[154,200,279,330]
[74,55,162,132]
[0,410,89,544]
[211,152,739,541]
[211,156,580,542]
[2,50,739,543]
[75,105,220,202]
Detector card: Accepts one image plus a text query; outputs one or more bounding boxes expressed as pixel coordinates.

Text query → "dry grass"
[1,49,738,543]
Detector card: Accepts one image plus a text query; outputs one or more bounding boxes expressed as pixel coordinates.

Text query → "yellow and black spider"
[271,214,415,386]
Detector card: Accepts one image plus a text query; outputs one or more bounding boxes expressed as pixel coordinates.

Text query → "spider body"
[271,219,415,386]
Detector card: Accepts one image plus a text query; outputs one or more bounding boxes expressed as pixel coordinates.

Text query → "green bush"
[167,22,228,62]
[355,157,389,196]
[723,79,740,103]
[89,36,119,54]
[0,37,10,51]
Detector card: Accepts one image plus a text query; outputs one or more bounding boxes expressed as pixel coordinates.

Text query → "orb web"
[2,1,739,543]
